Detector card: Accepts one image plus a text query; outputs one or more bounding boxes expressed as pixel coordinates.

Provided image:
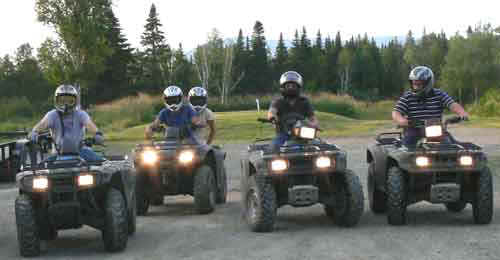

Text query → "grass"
[104,110,393,143]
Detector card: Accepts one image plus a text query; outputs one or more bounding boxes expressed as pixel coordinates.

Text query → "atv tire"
[136,176,150,216]
[15,194,41,257]
[386,167,407,225]
[128,191,137,235]
[194,165,217,214]
[102,188,128,252]
[246,175,277,232]
[327,170,364,227]
[473,166,493,224]
[216,166,228,204]
[368,162,387,214]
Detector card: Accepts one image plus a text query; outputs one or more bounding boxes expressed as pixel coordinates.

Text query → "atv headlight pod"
[416,156,430,167]
[459,155,473,166]
[294,126,316,139]
[142,150,158,165]
[33,176,49,190]
[271,159,288,171]
[179,150,195,164]
[78,173,94,187]
[425,125,442,138]
[316,156,332,168]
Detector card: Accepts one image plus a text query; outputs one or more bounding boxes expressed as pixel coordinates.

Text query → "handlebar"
[257,118,274,123]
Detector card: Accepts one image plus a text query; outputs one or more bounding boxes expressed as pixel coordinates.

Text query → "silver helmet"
[188,86,208,112]
[279,71,303,98]
[54,84,78,113]
[163,85,183,111]
[409,66,434,97]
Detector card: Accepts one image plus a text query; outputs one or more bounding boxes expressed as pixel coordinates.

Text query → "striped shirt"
[394,89,455,120]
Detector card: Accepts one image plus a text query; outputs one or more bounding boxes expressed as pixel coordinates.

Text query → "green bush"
[469,89,500,117]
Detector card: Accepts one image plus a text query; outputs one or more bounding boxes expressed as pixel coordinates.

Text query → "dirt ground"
[0,126,499,259]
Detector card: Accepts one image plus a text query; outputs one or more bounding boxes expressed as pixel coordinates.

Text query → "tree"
[36,0,114,106]
[247,21,270,93]
[140,3,171,89]
[273,32,288,77]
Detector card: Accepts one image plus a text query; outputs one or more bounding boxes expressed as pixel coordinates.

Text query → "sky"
[1,0,499,57]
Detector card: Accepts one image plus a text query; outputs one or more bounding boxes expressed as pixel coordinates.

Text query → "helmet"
[163,85,183,111]
[188,86,208,112]
[408,66,434,97]
[279,71,303,98]
[54,84,78,113]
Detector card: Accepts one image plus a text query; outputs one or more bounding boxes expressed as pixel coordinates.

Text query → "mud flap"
[430,183,460,203]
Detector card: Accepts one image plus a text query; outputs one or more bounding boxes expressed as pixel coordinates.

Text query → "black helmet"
[279,71,303,98]
[409,66,434,97]
[54,84,78,113]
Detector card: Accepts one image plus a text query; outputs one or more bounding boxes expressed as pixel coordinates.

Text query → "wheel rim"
[247,190,258,222]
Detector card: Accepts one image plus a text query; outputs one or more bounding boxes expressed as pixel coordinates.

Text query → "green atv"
[131,125,227,215]
[241,113,364,232]
[367,116,492,225]
[15,137,136,256]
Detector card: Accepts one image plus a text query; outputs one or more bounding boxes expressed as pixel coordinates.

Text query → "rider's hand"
[459,112,469,121]
[30,132,38,143]
[270,117,277,124]
[398,118,409,127]
[94,131,104,145]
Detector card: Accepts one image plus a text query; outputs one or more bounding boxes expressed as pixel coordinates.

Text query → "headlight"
[78,174,94,186]
[142,150,158,165]
[295,127,316,139]
[33,176,49,190]
[459,155,473,166]
[316,156,331,168]
[425,125,442,138]
[179,150,195,164]
[416,156,430,167]
[271,159,288,171]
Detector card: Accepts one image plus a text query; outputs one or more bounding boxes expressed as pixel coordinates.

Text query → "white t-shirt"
[193,108,215,144]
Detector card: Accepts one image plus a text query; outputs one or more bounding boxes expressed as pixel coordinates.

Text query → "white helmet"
[188,86,208,112]
[54,84,78,113]
[163,85,183,111]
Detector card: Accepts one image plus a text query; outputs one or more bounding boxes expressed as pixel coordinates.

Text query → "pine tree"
[274,32,289,76]
[140,4,170,89]
[247,21,269,93]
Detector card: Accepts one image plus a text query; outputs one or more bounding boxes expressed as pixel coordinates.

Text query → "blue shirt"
[157,105,197,127]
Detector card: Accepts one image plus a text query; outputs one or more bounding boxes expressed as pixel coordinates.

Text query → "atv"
[15,137,136,257]
[367,116,493,225]
[240,113,364,232]
[131,125,227,215]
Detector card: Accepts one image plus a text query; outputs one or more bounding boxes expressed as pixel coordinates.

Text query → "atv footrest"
[288,185,319,207]
[430,183,460,203]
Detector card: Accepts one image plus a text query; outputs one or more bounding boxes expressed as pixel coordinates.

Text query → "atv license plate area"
[430,183,460,203]
[288,185,319,206]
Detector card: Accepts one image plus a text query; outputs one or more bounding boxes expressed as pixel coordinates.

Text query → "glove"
[270,117,277,124]
[94,131,104,145]
[30,132,38,144]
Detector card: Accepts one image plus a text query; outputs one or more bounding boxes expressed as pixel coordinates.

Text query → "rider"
[392,65,469,146]
[30,84,104,161]
[267,71,319,147]
[188,86,216,145]
[145,85,201,141]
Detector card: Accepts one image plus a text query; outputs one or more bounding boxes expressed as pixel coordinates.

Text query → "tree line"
[1,0,499,109]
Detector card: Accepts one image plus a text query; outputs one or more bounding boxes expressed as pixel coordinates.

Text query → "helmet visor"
[55,95,76,107]
[189,96,207,107]
[164,96,182,106]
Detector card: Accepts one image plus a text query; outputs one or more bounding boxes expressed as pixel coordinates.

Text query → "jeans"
[271,133,290,147]
[45,146,103,162]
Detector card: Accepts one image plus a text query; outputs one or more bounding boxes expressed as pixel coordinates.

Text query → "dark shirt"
[394,88,455,120]
[269,96,314,133]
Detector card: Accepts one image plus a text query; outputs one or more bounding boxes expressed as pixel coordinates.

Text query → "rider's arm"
[392,111,409,126]
[32,116,50,134]
[268,100,278,121]
[85,118,99,135]
[450,102,469,118]
[206,119,216,145]
[145,118,161,139]
[308,115,319,128]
